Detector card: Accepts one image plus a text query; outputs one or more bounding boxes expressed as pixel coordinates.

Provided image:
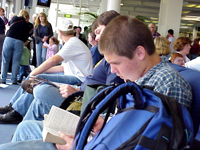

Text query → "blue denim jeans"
[12,120,43,142]
[36,42,47,66]
[18,65,30,82]
[0,34,5,71]
[11,73,82,120]
[1,37,24,83]
[0,139,57,150]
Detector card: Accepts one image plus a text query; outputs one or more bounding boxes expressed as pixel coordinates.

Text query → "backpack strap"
[154,92,186,149]
[59,90,84,110]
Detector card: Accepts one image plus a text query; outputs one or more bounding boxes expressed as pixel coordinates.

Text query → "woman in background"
[173,37,191,62]
[1,9,29,84]
[34,12,53,66]
[154,36,171,57]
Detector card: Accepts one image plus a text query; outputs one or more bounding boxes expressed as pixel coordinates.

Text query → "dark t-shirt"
[0,17,5,34]
[39,25,47,38]
[90,44,103,67]
[80,58,124,91]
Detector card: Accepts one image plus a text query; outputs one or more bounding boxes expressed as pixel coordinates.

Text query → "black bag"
[59,84,108,116]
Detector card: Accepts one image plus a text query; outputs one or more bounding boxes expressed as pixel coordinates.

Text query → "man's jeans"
[12,120,44,142]
[36,42,47,67]
[0,140,57,150]
[1,37,24,83]
[11,74,82,120]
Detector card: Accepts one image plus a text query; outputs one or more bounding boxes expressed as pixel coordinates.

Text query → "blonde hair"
[34,12,49,28]
[18,9,29,20]
[154,36,171,56]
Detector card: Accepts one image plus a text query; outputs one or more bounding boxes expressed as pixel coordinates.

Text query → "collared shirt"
[136,57,192,110]
[153,31,161,39]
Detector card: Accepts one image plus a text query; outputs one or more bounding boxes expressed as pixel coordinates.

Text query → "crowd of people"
[0,7,199,150]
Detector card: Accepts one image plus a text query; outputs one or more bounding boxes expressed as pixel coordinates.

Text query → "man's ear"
[135,46,146,60]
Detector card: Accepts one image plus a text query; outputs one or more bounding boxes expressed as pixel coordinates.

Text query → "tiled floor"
[0,73,20,145]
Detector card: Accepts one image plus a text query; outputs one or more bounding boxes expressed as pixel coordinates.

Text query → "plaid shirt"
[135,57,192,110]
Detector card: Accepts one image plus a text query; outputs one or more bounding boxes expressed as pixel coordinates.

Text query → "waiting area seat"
[170,63,200,145]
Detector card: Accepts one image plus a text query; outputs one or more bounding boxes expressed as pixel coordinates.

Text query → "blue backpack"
[71,82,193,150]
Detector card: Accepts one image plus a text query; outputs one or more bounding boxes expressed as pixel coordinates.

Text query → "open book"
[42,105,80,145]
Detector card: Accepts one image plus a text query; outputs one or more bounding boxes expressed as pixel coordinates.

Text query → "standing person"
[166,29,175,53]
[0,7,6,72]
[173,37,191,62]
[30,13,38,67]
[18,40,31,83]
[43,36,59,59]
[74,26,87,45]
[0,9,29,84]
[0,7,8,25]
[34,12,53,66]
[148,23,160,39]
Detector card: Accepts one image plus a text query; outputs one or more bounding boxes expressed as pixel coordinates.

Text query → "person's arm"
[34,26,43,43]
[47,44,57,52]
[45,65,64,73]
[59,84,80,98]
[29,54,63,76]
[46,23,54,41]
[42,42,49,48]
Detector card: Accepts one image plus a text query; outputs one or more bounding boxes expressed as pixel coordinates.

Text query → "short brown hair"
[0,7,4,12]
[173,37,191,52]
[99,15,155,59]
[154,36,171,56]
[60,30,74,36]
[170,53,184,62]
[88,30,96,40]
[91,10,120,32]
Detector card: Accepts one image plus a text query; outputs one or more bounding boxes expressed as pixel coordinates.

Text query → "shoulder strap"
[9,20,24,28]
[154,92,186,149]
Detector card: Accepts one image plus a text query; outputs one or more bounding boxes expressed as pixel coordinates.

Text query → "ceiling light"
[182,11,190,14]
[184,4,196,7]
[195,5,200,8]
[151,17,158,20]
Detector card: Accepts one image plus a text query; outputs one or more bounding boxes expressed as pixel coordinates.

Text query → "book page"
[45,105,80,136]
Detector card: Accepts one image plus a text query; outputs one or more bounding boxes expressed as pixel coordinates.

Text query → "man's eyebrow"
[109,61,120,64]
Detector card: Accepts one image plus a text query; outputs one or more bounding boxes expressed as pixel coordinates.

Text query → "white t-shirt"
[185,57,200,72]
[56,37,93,82]
[168,36,175,52]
